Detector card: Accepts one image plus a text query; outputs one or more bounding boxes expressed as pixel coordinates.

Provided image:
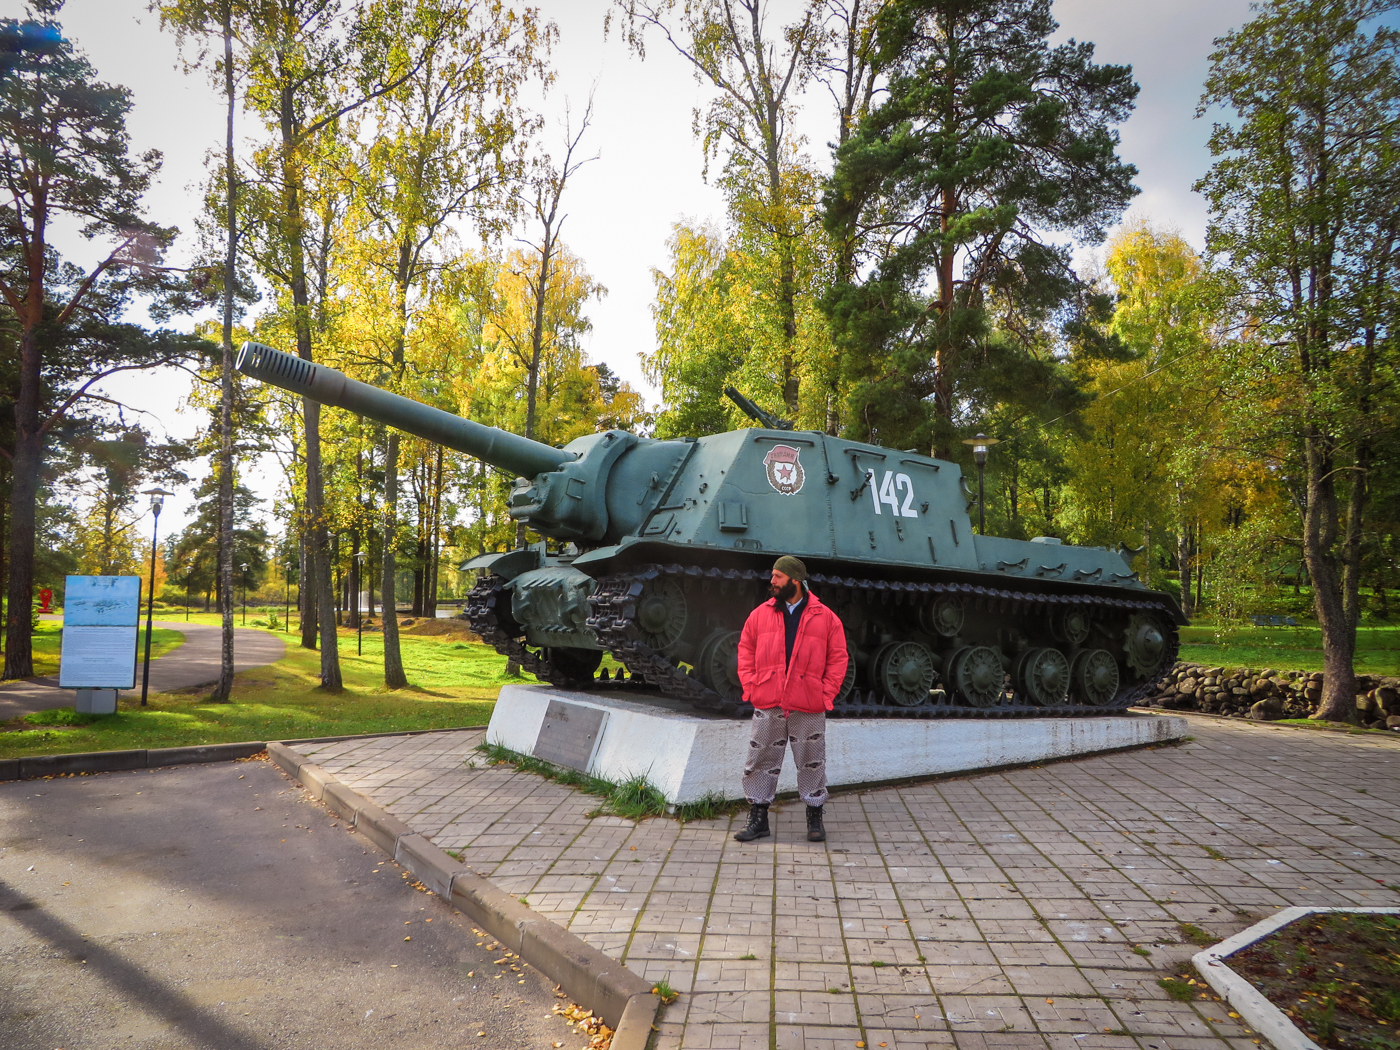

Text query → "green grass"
[0,628,517,759]
[1177,622,1400,675]
[475,741,672,821]
[1157,977,1196,1001]
[7,621,185,678]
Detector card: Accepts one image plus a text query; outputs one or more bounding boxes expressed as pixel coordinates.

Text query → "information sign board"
[59,575,140,689]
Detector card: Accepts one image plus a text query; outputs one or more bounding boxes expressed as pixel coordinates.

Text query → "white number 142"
[869,470,917,518]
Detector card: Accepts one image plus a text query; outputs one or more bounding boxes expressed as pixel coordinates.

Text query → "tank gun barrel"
[236,342,573,478]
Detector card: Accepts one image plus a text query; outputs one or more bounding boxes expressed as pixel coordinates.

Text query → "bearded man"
[733,555,849,843]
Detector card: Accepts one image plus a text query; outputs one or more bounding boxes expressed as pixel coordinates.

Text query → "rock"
[1378,686,1398,713]
[1388,715,1400,730]
[1261,668,1278,678]
[1250,698,1283,721]
[1231,687,1248,696]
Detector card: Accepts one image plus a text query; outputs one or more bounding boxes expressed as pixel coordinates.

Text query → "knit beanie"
[772,555,808,582]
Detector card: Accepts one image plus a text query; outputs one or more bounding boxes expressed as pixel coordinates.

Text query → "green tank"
[238,341,1182,718]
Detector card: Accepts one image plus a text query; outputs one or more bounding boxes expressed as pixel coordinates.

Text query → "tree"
[338,0,547,685]
[1196,0,1400,721]
[617,0,837,424]
[822,0,1139,457]
[0,2,188,677]
[238,0,437,690]
[153,0,255,700]
[1058,223,1223,594]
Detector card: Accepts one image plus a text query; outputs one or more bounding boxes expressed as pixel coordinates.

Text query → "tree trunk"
[381,433,407,687]
[2,424,39,679]
[1303,429,1357,722]
[304,398,340,687]
[427,445,443,618]
[1178,524,1194,619]
[209,5,238,703]
[299,529,316,647]
[2,326,42,680]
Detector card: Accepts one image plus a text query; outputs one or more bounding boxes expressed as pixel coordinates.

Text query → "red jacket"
[737,589,849,713]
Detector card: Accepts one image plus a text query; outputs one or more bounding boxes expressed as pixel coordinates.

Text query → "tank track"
[587,563,1179,720]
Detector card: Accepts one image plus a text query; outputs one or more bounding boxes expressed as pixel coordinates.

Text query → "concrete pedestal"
[74,688,117,715]
[486,685,1189,805]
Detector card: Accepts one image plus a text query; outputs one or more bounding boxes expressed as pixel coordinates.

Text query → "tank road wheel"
[1122,612,1167,678]
[546,647,603,686]
[1070,649,1120,706]
[875,641,936,707]
[920,596,964,639]
[1014,647,1070,706]
[635,576,687,652]
[697,629,744,704]
[948,645,1005,708]
[1053,607,1092,646]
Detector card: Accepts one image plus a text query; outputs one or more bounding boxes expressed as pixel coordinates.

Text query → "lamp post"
[353,550,367,655]
[283,560,292,634]
[240,562,249,626]
[139,487,175,707]
[184,561,194,622]
[960,433,1000,535]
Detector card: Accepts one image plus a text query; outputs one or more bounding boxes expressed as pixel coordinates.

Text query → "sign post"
[59,575,141,715]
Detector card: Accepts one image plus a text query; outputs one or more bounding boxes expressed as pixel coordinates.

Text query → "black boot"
[734,803,770,842]
[806,805,826,842]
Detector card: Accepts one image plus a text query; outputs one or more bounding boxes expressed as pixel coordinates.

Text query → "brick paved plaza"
[290,715,1400,1050]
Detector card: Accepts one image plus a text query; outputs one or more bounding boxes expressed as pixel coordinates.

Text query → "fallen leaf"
[404,936,411,941]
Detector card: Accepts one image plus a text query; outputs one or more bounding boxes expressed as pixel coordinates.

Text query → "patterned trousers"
[742,707,828,807]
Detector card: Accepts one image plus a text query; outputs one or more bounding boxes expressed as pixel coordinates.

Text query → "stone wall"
[1136,662,1400,729]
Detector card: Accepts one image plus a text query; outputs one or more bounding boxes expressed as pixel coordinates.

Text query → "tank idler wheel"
[1070,649,1120,706]
[697,629,744,704]
[947,645,1005,708]
[1053,607,1092,646]
[1122,612,1167,677]
[635,576,688,652]
[920,596,965,639]
[1014,647,1070,706]
[875,640,936,707]
[545,646,603,685]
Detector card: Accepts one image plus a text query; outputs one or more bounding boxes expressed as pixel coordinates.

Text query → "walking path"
[0,621,286,722]
[288,715,1400,1050]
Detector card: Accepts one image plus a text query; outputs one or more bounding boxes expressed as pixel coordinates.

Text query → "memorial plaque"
[59,575,140,689]
[532,700,608,772]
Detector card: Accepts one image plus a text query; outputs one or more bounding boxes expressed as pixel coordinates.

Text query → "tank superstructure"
[238,341,1182,717]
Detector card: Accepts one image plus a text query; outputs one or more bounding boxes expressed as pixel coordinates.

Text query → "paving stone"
[287,717,1400,1050]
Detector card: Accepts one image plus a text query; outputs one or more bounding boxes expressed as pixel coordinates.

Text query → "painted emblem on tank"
[763,444,805,495]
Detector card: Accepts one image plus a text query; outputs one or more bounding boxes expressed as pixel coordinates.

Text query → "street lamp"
[240,562,249,625]
[960,433,1000,535]
[353,550,367,655]
[283,560,292,634]
[139,487,175,707]
[184,561,195,622]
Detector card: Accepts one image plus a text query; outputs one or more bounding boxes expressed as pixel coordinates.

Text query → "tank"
[237,341,1183,718]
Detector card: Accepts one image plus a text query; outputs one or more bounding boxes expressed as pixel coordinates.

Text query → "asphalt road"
[0,621,287,722]
[0,759,579,1050]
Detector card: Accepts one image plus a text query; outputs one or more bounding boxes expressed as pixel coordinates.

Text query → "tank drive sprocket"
[465,575,611,690]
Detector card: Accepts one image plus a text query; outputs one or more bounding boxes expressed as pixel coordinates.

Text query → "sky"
[7,0,1256,537]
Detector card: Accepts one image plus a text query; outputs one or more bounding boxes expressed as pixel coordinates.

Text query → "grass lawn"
[0,627,519,760]
[7,621,185,678]
[1178,622,1400,675]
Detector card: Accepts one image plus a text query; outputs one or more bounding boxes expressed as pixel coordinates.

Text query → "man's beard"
[770,580,800,604]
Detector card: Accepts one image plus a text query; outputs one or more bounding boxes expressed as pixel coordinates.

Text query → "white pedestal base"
[74,688,117,715]
[487,685,1189,805]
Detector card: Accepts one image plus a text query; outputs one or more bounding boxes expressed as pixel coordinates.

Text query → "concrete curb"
[264,741,660,1049]
[1193,906,1400,1050]
[0,725,490,783]
[0,741,267,781]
